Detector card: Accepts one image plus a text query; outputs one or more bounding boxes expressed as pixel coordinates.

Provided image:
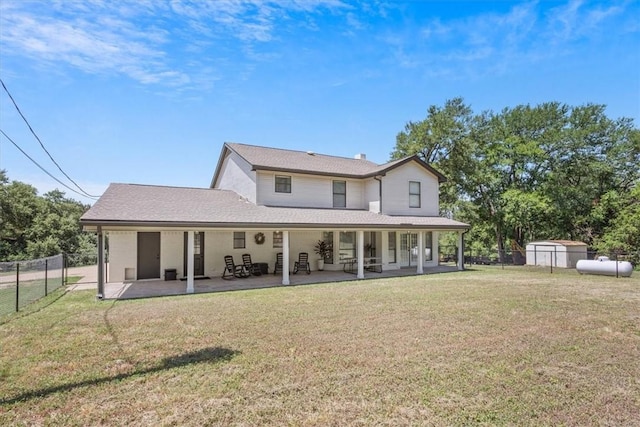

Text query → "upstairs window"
[275,175,291,193]
[409,181,421,208]
[333,180,346,208]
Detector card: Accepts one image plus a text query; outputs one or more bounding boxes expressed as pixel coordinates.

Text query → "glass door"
[400,232,418,266]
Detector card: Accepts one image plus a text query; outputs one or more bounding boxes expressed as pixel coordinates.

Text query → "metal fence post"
[63,253,68,286]
[15,263,20,312]
[45,258,48,296]
[550,251,553,274]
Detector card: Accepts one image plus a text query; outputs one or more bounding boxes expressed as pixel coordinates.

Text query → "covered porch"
[93,228,467,299]
[100,264,461,300]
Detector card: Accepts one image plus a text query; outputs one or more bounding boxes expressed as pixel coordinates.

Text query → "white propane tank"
[576,257,634,277]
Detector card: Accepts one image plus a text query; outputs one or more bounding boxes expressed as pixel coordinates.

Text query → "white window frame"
[333,180,346,208]
[409,181,421,208]
[275,175,291,193]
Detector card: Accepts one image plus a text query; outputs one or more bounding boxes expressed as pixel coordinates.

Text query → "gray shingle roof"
[211,143,446,183]
[227,142,381,176]
[81,183,468,230]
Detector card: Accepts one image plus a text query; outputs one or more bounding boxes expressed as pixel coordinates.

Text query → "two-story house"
[80,142,469,298]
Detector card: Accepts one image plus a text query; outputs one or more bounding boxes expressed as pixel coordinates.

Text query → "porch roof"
[80,183,469,231]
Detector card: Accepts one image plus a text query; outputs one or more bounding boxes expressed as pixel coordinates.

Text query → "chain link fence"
[65,251,98,269]
[439,246,638,273]
[0,254,65,317]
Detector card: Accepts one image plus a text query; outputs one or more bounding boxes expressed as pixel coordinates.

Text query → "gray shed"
[525,240,588,268]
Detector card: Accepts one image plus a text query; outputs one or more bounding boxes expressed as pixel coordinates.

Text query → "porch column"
[380,231,389,266]
[282,231,290,285]
[97,226,104,300]
[357,230,364,279]
[417,231,424,274]
[186,230,195,293]
[457,230,464,271]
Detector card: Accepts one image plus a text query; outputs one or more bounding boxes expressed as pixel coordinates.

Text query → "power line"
[0,129,98,200]
[0,78,99,198]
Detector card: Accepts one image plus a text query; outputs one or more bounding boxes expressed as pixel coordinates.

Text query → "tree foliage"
[393,100,640,256]
[594,185,640,264]
[0,171,96,261]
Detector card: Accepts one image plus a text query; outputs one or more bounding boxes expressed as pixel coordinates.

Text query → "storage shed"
[525,240,588,268]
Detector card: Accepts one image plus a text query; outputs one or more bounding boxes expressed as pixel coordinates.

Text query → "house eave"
[81,219,470,232]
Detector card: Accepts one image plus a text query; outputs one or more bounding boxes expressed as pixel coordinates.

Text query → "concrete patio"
[97,265,461,299]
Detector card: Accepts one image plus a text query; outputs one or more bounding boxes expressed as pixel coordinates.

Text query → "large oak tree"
[392,99,639,259]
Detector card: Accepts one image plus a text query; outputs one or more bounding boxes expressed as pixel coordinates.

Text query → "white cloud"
[397,0,636,78]
[0,0,349,88]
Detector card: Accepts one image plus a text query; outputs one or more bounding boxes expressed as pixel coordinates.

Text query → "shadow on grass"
[1,346,240,405]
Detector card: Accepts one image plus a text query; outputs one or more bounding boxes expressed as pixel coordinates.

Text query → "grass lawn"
[1,267,639,426]
[0,276,78,318]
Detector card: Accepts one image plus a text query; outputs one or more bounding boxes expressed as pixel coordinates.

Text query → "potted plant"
[314,240,332,271]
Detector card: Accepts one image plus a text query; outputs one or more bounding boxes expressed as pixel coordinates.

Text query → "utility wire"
[0,78,99,198]
[0,129,98,200]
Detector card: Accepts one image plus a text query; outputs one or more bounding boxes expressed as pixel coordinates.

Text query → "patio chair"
[273,252,283,275]
[222,255,249,279]
[242,253,262,276]
[293,252,311,274]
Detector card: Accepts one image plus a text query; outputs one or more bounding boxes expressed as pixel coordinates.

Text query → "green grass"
[1,268,639,426]
[0,276,80,318]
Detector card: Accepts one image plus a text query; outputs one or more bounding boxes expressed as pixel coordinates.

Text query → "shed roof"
[210,142,447,186]
[81,183,468,231]
[527,240,588,247]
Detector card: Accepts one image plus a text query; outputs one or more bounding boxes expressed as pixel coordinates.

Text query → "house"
[525,240,588,268]
[80,142,470,298]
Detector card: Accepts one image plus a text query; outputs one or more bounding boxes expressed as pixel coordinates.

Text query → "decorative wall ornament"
[254,232,265,245]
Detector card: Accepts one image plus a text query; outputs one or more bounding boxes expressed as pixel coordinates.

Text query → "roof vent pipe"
[354,153,366,160]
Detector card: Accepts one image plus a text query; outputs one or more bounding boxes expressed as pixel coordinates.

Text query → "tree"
[391,100,639,258]
[594,183,640,264]
[391,97,475,210]
[0,171,96,261]
[0,171,40,260]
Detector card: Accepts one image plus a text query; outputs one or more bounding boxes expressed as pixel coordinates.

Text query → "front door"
[137,232,160,279]
[184,232,205,276]
[400,232,418,267]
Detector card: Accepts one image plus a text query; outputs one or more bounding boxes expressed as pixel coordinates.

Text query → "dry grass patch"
[1,267,639,426]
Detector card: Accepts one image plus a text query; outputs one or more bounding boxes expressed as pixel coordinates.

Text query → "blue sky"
[1,0,638,205]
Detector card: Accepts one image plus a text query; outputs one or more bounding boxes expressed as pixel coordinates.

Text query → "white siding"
[365,178,380,212]
[204,231,229,277]
[347,180,364,209]
[200,230,324,274]
[257,171,365,209]
[214,151,257,202]
[382,161,440,216]
[566,248,587,268]
[161,231,183,277]
[108,231,137,282]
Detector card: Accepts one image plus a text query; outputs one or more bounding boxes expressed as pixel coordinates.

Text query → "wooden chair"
[242,253,261,276]
[273,252,283,275]
[222,255,249,279]
[293,252,311,274]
